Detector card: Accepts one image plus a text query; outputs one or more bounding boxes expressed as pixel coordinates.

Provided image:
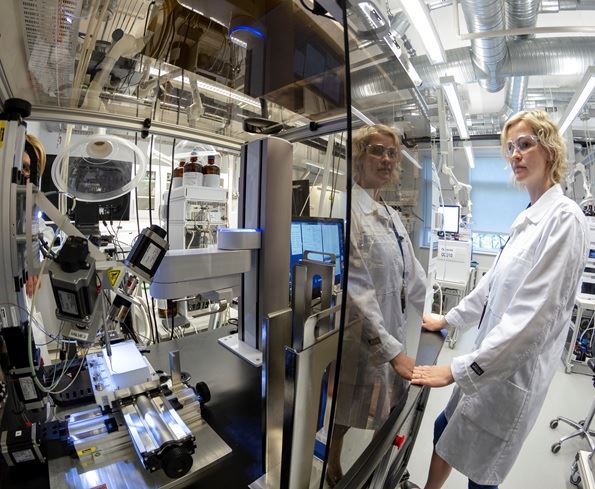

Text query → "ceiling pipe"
[459,0,507,92]
[351,37,595,98]
[499,0,540,117]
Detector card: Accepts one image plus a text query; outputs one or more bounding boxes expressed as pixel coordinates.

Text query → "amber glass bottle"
[183,153,203,187]
[203,155,220,187]
[172,160,184,188]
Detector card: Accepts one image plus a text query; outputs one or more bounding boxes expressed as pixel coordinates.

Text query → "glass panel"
[324,0,434,486]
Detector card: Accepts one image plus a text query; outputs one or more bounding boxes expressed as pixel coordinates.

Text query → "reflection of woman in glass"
[413,110,588,489]
[327,125,427,485]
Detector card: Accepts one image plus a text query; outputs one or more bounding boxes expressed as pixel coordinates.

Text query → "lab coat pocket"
[459,380,528,441]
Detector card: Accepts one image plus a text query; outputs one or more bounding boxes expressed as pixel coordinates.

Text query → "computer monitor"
[290,217,344,296]
[438,205,460,234]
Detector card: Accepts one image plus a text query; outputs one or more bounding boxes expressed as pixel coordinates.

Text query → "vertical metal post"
[280,329,339,489]
[263,308,292,472]
[238,137,293,350]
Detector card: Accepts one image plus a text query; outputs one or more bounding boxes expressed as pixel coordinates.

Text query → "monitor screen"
[290,217,344,295]
[438,205,460,234]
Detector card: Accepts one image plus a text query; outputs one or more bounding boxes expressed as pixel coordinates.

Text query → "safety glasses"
[505,135,540,158]
[366,144,399,161]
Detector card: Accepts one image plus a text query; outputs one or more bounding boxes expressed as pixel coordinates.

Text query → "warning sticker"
[107,269,121,287]
[77,446,96,457]
[0,121,6,150]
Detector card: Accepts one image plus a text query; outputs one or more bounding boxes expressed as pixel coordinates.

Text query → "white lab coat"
[438,184,588,485]
[336,185,426,428]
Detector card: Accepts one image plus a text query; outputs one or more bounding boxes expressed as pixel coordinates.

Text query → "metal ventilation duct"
[351,37,595,98]
[458,0,540,93]
[501,0,541,114]
[502,75,528,119]
[460,0,507,92]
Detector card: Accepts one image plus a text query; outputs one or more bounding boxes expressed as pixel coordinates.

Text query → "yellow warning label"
[107,269,121,287]
[77,446,96,457]
[0,121,6,150]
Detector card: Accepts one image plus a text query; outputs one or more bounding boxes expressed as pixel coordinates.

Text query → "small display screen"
[589,249,595,259]
[438,205,461,234]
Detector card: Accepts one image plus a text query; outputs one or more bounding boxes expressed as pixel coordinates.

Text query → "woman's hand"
[411,364,454,387]
[390,352,415,380]
[422,313,447,332]
[26,275,39,298]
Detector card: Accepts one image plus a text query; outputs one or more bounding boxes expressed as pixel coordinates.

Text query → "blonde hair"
[352,124,401,185]
[25,133,47,177]
[501,110,567,185]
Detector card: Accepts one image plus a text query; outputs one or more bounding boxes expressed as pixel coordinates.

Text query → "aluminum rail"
[29,106,243,152]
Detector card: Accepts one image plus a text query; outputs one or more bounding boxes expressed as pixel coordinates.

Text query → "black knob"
[161,446,193,478]
[194,381,211,404]
[3,98,31,119]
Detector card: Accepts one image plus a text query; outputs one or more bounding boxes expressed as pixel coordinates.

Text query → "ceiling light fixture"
[398,0,446,64]
[148,67,261,108]
[463,141,475,169]
[559,66,595,134]
[440,76,469,139]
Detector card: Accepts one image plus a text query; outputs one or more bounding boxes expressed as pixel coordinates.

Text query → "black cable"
[143,1,155,36]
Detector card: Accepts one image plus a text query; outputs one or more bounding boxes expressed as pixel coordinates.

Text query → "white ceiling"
[389,2,595,128]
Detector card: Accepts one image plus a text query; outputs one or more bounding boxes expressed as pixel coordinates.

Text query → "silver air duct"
[351,37,595,98]
[460,0,507,92]
[500,0,540,114]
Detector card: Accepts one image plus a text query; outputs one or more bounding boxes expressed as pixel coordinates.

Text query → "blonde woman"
[414,110,589,489]
[328,124,427,485]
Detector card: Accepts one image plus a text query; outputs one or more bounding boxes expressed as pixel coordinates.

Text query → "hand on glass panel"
[421,313,447,332]
[390,352,415,381]
[411,364,454,387]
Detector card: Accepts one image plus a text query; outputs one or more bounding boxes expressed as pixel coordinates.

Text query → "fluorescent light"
[148,67,260,108]
[398,0,446,64]
[463,141,474,169]
[303,160,344,175]
[401,149,422,170]
[384,32,422,86]
[440,76,469,139]
[559,66,595,134]
[358,2,386,29]
[352,106,376,125]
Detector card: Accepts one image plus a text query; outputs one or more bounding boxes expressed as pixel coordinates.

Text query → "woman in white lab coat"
[413,110,589,489]
[327,124,427,485]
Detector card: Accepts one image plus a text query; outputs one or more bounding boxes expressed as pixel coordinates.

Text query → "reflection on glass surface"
[13,0,345,140]
[327,125,427,485]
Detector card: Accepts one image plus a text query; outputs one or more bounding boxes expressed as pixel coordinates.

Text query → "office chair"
[550,358,595,454]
